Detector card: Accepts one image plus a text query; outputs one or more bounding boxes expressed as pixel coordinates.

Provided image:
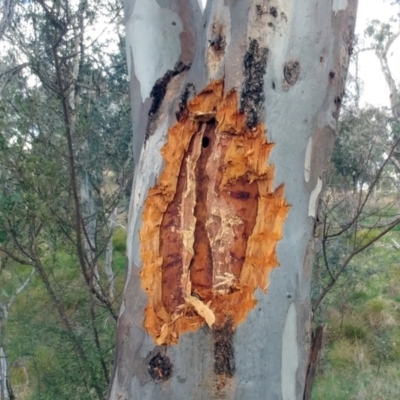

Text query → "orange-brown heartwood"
[140,80,290,345]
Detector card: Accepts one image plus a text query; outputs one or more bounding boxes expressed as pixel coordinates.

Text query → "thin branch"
[89,299,109,385]
[0,246,33,266]
[327,135,400,238]
[322,214,334,281]
[0,62,29,96]
[7,267,35,310]
[313,215,400,312]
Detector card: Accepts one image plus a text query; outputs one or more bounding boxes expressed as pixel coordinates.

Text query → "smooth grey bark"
[109,1,358,399]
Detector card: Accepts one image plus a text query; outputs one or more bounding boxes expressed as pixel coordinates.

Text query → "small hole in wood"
[202,137,210,148]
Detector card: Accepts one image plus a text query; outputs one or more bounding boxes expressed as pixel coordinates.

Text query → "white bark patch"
[127,120,166,264]
[109,369,119,400]
[332,0,348,14]
[308,177,322,218]
[126,0,183,100]
[304,137,313,183]
[281,303,299,400]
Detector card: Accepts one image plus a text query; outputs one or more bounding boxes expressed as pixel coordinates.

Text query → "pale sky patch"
[355,0,400,108]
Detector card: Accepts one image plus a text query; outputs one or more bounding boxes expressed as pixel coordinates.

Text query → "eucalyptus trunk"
[109,1,358,399]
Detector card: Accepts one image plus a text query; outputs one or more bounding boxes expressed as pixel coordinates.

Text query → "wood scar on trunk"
[140,80,290,345]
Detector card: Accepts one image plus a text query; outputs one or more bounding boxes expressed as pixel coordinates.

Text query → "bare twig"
[327,135,400,238]
[313,215,400,312]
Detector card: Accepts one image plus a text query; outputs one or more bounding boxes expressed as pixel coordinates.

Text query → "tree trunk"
[105,207,118,301]
[0,299,10,400]
[109,1,358,399]
[0,347,12,400]
[303,324,325,400]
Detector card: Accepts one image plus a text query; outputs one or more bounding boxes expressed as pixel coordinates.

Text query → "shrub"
[342,322,367,341]
[113,227,127,253]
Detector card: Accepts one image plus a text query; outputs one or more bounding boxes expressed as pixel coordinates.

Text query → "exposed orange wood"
[140,80,290,345]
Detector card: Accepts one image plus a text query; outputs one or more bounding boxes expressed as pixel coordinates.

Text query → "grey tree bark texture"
[109,1,358,399]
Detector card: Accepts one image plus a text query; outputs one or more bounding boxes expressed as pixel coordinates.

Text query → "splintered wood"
[140,80,289,345]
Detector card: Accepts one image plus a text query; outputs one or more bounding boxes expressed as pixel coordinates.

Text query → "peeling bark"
[109,1,358,399]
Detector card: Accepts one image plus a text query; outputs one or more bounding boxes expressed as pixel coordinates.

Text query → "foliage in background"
[311,2,400,398]
[0,0,132,398]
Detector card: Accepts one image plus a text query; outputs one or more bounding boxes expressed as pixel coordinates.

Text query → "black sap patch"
[146,61,190,139]
[213,318,236,377]
[240,39,268,129]
[147,347,173,382]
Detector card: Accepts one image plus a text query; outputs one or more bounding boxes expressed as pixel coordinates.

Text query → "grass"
[312,222,400,399]
[113,227,127,253]
[328,339,366,369]
[3,239,123,400]
[312,374,356,399]
[313,367,400,400]
[342,322,368,341]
